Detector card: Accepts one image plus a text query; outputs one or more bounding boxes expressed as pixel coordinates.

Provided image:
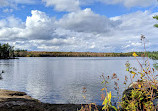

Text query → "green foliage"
[154,24,158,28]
[100,35,158,110]
[0,43,14,59]
[153,15,158,20]
[147,51,158,60]
[14,49,27,57]
[122,89,147,110]
[153,15,158,28]
[102,91,117,111]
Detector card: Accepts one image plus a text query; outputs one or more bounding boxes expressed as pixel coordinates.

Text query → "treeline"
[14,50,158,59]
[14,51,134,57]
[132,51,158,60]
[147,51,158,60]
[0,43,157,59]
[0,43,14,59]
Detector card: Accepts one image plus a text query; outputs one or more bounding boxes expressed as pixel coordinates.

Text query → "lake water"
[0,57,157,105]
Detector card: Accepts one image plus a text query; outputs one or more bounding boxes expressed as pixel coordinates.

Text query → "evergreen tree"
[0,43,14,59]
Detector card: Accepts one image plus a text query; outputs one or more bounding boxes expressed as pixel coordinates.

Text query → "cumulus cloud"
[0,10,79,51]
[0,10,55,40]
[0,16,24,40]
[80,0,157,8]
[0,9,158,52]
[41,0,156,10]
[42,0,80,12]
[56,8,120,33]
[111,11,158,51]
[98,0,157,8]
[24,10,57,40]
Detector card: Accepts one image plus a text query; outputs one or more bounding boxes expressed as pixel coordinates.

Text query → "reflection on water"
[0,57,157,105]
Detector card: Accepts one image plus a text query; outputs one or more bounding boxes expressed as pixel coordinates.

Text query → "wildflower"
[133,52,138,57]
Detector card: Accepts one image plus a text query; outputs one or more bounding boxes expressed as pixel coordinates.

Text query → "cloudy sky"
[0,0,158,52]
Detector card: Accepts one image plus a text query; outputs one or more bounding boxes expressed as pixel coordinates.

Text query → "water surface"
[0,57,156,105]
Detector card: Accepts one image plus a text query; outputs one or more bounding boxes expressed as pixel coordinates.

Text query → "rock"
[0,89,103,111]
[0,89,38,102]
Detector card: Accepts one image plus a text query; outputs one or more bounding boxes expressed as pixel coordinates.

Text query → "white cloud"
[0,19,7,27]
[0,9,158,52]
[0,16,24,28]
[56,8,119,33]
[0,10,55,40]
[22,10,57,40]
[42,0,80,12]
[98,0,157,8]
[41,0,157,10]
[0,0,36,8]
[3,8,13,13]
[13,0,36,4]
[80,0,157,8]
[111,11,158,52]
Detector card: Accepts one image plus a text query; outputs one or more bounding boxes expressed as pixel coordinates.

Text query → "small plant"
[79,87,99,111]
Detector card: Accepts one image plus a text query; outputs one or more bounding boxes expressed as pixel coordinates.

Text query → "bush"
[101,35,158,111]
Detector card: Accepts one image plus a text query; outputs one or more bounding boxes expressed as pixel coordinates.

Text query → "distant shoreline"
[0,57,19,60]
[14,51,158,59]
[15,51,134,57]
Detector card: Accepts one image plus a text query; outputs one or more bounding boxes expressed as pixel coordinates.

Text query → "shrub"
[101,35,158,111]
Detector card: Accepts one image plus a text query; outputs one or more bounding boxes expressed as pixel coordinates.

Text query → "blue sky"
[0,0,158,52]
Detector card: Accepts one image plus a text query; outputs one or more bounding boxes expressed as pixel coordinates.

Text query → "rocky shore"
[0,89,102,111]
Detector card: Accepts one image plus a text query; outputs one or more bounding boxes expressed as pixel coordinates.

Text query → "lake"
[0,57,157,105]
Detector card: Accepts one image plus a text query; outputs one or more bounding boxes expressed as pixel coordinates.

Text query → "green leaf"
[153,15,158,20]
[126,68,129,71]
[111,105,118,111]
[101,80,105,84]
[154,24,158,28]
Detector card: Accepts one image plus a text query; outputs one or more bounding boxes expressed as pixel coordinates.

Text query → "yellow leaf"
[138,84,141,88]
[132,52,138,57]
[130,71,136,75]
[133,74,135,78]
[101,88,105,91]
[108,91,112,101]
[102,97,108,105]
[83,96,86,99]
[91,103,96,105]
[102,105,106,110]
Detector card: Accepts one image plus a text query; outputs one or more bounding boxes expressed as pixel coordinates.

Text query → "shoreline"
[0,58,19,60]
[0,89,102,111]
